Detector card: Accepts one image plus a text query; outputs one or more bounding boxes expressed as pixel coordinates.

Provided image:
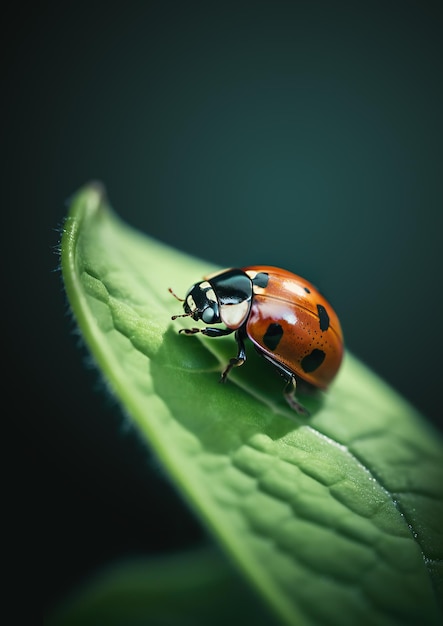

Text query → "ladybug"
[170,266,344,415]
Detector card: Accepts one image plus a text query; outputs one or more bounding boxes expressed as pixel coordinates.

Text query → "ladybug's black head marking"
[173,268,253,330]
[183,281,221,324]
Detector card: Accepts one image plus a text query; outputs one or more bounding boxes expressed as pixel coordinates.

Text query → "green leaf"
[45,546,277,626]
[58,182,443,626]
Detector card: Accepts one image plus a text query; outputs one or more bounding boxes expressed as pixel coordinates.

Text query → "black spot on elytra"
[317,304,330,331]
[263,322,283,351]
[253,272,269,288]
[301,348,326,373]
[304,286,311,293]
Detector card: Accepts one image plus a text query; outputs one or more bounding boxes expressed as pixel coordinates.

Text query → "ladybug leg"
[260,353,310,416]
[220,328,247,383]
[179,327,234,337]
[283,375,310,417]
[201,328,235,338]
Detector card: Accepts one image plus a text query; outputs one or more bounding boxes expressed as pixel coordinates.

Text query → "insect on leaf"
[59,182,443,626]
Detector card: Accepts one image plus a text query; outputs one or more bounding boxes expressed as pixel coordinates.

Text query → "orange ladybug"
[170,266,344,415]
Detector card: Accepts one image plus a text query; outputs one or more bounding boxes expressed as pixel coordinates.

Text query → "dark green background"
[8,1,442,617]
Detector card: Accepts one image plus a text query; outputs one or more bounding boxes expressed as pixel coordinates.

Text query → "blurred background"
[7,1,442,617]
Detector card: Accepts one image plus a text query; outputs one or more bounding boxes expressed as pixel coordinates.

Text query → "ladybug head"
[170,269,253,329]
[183,281,221,324]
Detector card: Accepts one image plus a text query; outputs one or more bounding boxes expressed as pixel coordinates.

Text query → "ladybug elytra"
[170,266,344,416]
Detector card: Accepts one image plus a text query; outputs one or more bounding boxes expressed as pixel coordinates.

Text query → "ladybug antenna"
[169,288,192,320]
[168,287,185,302]
[171,311,192,320]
